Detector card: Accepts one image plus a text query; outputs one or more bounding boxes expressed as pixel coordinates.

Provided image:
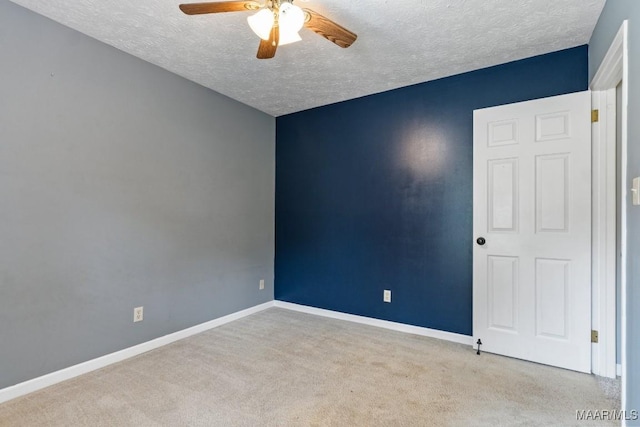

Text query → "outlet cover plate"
[134,306,143,322]
[383,290,391,303]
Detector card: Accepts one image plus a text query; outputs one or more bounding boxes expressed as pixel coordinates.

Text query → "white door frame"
[590,18,628,393]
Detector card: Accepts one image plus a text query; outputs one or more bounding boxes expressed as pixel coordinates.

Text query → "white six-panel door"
[473,91,592,373]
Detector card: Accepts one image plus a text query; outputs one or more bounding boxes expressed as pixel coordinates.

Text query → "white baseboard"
[617,363,622,377]
[273,301,474,346]
[1,300,474,405]
[0,301,274,405]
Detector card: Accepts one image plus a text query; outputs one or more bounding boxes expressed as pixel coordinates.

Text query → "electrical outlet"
[383,290,391,303]
[134,306,143,322]
[259,279,265,290]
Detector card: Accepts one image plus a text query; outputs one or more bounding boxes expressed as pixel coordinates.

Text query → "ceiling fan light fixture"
[278,30,302,46]
[276,2,304,46]
[180,0,357,59]
[278,2,305,33]
[247,8,274,40]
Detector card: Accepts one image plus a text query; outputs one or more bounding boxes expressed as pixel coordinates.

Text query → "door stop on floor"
[476,339,482,355]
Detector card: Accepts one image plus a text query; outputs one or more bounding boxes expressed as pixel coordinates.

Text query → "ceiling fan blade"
[257,24,279,59]
[303,8,357,48]
[179,1,260,15]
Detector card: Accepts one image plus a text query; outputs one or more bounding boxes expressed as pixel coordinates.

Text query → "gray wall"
[589,0,640,421]
[0,0,275,389]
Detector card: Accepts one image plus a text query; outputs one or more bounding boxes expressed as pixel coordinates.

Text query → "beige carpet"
[0,308,620,426]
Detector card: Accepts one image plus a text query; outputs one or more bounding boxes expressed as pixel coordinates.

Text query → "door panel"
[535,258,570,339]
[487,255,519,331]
[488,159,519,232]
[536,154,569,233]
[473,91,591,373]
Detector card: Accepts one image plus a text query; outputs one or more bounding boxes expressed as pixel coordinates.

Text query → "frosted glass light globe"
[279,2,305,33]
[247,9,275,41]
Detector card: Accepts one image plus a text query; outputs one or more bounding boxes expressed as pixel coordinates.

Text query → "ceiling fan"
[179,1,357,59]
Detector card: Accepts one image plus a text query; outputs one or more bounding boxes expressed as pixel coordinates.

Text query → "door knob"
[476,237,486,246]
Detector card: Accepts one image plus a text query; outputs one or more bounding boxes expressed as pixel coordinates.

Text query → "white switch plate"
[383,290,391,303]
[259,279,265,290]
[632,177,640,206]
[134,306,143,322]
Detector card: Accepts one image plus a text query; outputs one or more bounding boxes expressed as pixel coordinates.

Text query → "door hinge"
[591,109,599,123]
[591,330,599,343]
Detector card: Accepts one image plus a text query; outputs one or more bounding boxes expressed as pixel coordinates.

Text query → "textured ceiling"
[10,0,605,116]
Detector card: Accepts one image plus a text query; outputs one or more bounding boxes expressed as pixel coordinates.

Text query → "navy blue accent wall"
[275,46,588,336]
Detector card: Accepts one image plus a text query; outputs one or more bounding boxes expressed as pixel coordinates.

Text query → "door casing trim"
[589,19,628,410]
